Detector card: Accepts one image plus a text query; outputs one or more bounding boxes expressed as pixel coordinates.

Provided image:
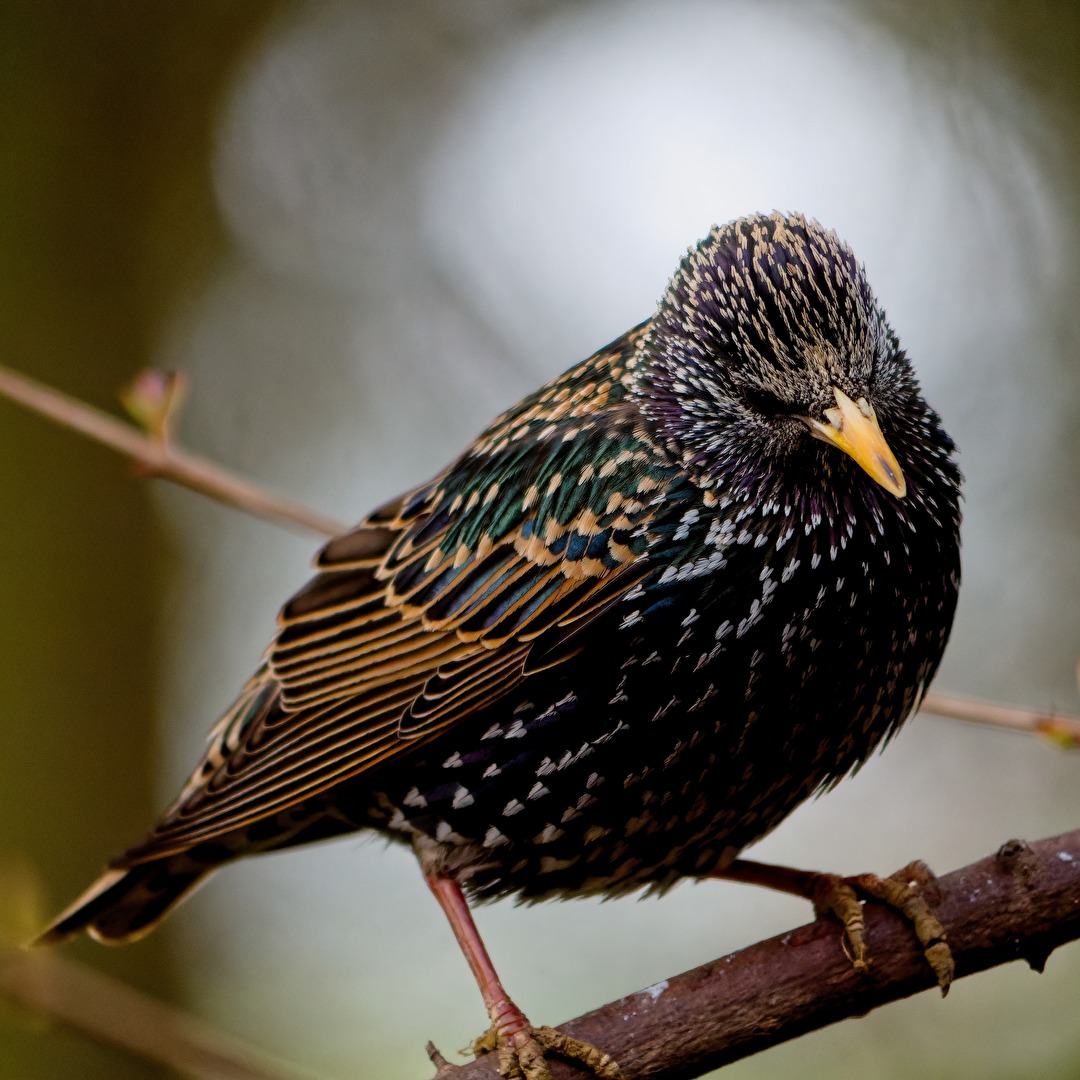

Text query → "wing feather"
[118,327,679,862]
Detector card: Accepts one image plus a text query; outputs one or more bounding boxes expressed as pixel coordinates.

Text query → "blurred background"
[2,2,1079,1078]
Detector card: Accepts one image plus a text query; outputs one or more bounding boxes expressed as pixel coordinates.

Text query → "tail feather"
[31,856,211,946]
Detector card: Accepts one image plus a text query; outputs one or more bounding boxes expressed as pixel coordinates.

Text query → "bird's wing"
[121,328,678,860]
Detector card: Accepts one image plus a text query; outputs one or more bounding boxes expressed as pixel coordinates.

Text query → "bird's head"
[636,212,932,503]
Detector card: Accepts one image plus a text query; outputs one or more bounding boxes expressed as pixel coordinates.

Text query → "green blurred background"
[1,2,1079,1079]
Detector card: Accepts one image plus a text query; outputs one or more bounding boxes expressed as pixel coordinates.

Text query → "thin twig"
[921,691,1080,748]
[0,949,324,1080]
[431,828,1080,1079]
[0,364,345,538]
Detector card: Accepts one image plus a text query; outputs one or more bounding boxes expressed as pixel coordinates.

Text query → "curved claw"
[809,876,869,972]
[712,856,954,997]
[850,861,954,993]
[534,1027,623,1079]
[473,1023,624,1080]
[813,861,953,994]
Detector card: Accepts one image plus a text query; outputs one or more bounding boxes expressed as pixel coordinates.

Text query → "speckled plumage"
[40,213,961,960]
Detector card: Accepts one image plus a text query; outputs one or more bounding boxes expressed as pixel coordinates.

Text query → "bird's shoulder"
[281,320,680,655]
[118,325,711,859]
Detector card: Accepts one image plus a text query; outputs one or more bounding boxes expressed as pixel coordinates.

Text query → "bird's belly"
[356,550,947,901]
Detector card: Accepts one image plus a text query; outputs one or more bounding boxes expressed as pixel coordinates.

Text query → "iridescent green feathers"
[107,324,688,863]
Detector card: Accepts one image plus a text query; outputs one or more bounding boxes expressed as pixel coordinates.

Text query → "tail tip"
[32,860,210,947]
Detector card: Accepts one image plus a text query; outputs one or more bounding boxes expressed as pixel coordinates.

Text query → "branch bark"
[428,828,1080,1079]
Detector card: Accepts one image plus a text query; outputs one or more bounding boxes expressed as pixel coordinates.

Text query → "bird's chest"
[629,507,945,784]
[366,500,954,898]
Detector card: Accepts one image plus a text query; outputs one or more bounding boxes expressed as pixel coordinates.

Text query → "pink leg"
[425,872,624,1079]
[425,873,531,1042]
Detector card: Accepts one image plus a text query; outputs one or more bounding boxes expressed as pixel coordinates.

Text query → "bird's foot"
[715,857,953,993]
[425,873,621,1077]
[811,860,953,993]
[471,1002,623,1080]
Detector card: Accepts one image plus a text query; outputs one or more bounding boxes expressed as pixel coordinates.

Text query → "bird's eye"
[742,387,805,418]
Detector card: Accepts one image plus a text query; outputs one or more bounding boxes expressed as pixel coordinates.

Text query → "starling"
[38,212,961,1079]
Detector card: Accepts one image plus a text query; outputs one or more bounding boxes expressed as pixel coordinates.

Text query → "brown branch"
[429,828,1080,1079]
[0,364,345,538]
[921,691,1080,748]
[0,950,322,1080]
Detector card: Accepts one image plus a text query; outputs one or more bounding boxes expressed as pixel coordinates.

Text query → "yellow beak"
[803,387,907,498]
